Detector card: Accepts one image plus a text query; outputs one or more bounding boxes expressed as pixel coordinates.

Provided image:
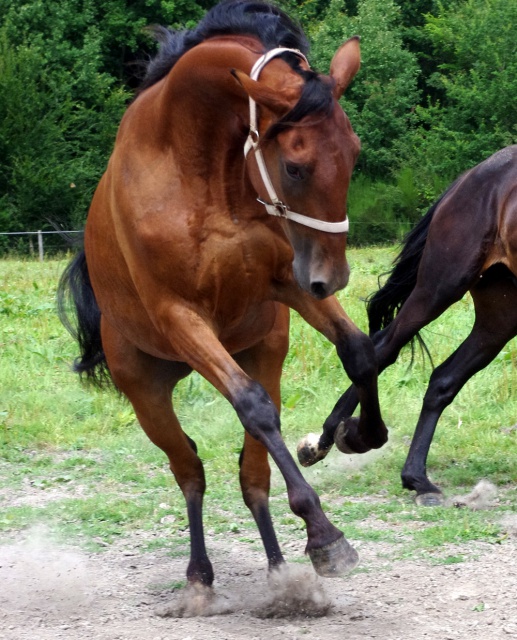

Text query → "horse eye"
[285,163,304,181]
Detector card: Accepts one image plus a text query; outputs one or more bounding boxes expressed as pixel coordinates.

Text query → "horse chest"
[191,229,291,299]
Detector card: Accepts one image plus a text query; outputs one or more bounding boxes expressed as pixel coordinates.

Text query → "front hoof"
[297,433,332,467]
[334,419,370,454]
[415,492,445,507]
[308,536,359,578]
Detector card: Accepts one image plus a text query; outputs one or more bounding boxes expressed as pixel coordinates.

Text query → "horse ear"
[231,68,292,114]
[330,36,361,99]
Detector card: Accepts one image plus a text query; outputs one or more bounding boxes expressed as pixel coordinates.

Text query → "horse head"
[234,38,361,299]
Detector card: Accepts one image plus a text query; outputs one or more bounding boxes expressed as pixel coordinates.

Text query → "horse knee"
[337,331,377,386]
[233,381,281,440]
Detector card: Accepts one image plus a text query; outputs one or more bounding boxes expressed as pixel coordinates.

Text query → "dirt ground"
[1,516,517,640]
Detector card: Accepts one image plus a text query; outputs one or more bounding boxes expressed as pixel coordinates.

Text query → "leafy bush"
[308,0,420,179]
[399,0,517,189]
[347,167,428,245]
[0,0,215,246]
[0,28,127,239]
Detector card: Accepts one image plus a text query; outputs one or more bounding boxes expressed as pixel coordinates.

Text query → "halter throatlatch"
[244,48,350,234]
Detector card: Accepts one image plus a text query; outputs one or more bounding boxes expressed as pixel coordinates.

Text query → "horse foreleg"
[402,269,517,505]
[331,294,436,457]
[234,307,288,570]
[101,320,214,587]
[233,381,358,576]
[292,296,387,464]
[297,283,465,466]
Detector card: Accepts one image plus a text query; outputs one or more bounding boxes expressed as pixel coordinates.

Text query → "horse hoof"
[308,536,359,578]
[333,420,358,454]
[297,433,332,467]
[415,492,445,507]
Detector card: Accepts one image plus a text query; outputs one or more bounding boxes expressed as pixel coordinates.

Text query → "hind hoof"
[297,433,332,467]
[334,419,365,454]
[308,536,359,578]
[415,492,444,507]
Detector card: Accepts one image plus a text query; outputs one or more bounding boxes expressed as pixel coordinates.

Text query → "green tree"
[308,0,420,178]
[402,0,517,183]
[0,26,128,238]
[0,0,215,242]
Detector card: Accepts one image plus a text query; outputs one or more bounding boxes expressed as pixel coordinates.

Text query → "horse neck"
[155,39,260,189]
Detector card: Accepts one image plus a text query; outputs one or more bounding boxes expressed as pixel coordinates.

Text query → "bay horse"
[58,0,387,591]
[298,146,517,506]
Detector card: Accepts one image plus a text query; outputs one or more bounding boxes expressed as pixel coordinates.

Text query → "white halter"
[244,48,350,234]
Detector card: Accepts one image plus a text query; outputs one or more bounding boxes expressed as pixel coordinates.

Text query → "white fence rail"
[0,230,83,261]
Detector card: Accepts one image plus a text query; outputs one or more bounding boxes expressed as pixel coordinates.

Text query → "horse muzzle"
[293,257,350,299]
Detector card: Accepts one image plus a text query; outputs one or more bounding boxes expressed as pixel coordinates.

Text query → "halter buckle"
[272,200,288,217]
[248,127,259,144]
[257,197,288,218]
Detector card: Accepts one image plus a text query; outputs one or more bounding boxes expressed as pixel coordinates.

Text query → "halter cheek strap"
[244,48,350,234]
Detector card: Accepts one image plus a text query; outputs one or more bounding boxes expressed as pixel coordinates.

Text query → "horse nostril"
[310,281,328,299]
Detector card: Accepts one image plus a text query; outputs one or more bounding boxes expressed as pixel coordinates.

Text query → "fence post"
[37,230,44,262]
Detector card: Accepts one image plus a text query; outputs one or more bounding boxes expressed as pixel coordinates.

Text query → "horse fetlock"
[287,486,322,521]
[334,417,388,455]
[187,556,214,587]
[296,432,332,467]
[401,468,441,498]
[308,535,359,578]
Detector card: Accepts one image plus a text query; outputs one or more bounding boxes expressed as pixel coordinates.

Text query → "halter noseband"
[244,48,350,234]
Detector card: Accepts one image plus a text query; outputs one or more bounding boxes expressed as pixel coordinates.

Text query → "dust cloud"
[0,526,92,617]
[252,564,331,619]
[447,479,498,510]
[156,564,331,619]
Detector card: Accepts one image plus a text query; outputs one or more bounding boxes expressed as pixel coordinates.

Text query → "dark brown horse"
[59,0,387,590]
[298,145,517,506]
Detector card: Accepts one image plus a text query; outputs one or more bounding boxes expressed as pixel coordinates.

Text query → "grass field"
[1,248,516,564]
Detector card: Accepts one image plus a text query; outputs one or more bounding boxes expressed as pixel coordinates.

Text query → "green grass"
[1,250,516,565]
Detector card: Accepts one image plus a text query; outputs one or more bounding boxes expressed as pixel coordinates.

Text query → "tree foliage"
[308,0,420,178]
[401,0,517,182]
[0,0,215,238]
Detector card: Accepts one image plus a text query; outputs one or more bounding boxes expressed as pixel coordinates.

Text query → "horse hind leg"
[402,266,517,505]
[238,432,284,569]
[100,319,214,589]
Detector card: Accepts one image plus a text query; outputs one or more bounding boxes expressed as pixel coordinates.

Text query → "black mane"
[140,0,310,91]
[140,1,335,134]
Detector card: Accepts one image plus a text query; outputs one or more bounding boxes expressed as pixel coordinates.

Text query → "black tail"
[57,250,111,386]
[366,184,457,335]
